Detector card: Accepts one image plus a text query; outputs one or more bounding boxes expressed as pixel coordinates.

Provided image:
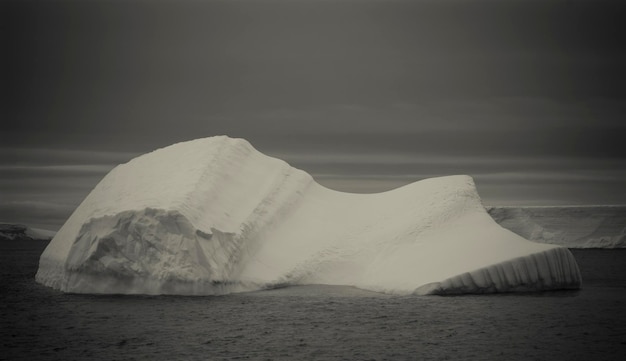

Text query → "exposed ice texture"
[35,136,581,295]
[488,206,626,249]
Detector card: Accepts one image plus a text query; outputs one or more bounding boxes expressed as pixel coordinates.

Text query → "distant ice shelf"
[1,223,56,241]
[35,136,582,295]
[488,206,626,249]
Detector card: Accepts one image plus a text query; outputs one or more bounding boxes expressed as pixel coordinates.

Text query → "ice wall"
[36,136,582,295]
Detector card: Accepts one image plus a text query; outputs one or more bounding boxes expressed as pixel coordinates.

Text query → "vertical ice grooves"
[416,247,582,295]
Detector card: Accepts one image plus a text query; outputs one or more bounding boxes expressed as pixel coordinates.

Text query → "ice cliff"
[36,136,582,295]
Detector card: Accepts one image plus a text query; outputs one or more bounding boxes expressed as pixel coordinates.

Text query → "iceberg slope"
[36,136,581,295]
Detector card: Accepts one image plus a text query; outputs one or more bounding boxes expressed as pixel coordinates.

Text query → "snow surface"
[489,206,626,249]
[35,136,581,295]
[0,224,56,241]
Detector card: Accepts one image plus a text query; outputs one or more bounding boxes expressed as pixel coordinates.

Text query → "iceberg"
[35,136,581,295]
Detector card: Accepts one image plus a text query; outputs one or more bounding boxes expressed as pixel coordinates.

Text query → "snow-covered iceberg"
[36,136,581,295]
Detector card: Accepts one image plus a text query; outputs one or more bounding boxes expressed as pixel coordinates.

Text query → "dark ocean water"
[2,241,625,361]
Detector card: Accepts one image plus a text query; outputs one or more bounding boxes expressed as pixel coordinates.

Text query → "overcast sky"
[2,0,625,230]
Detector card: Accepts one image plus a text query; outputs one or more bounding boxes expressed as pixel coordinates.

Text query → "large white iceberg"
[36,136,581,295]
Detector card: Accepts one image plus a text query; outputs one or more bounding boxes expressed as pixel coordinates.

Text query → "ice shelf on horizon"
[0,224,56,242]
[488,206,626,249]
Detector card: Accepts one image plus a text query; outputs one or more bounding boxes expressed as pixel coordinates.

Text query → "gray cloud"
[0,200,76,231]
[316,169,626,206]
[5,0,625,132]
[0,148,128,230]
[2,0,626,229]
[0,148,139,166]
[0,164,115,173]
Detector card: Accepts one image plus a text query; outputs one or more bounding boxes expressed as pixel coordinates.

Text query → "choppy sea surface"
[2,241,625,361]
